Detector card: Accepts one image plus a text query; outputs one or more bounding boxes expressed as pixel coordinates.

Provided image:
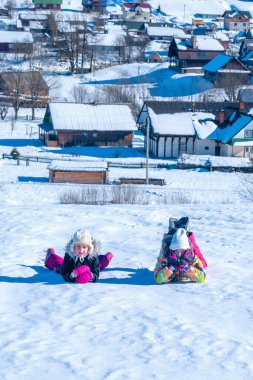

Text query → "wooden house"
[39,102,137,148]
[203,54,250,86]
[168,35,225,73]
[33,0,62,10]
[137,101,253,158]
[0,71,49,107]
[48,160,109,184]
[146,51,164,63]
[223,10,251,32]
[0,31,33,53]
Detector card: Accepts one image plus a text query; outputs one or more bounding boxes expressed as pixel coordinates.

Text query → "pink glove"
[76,270,93,284]
[74,265,91,277]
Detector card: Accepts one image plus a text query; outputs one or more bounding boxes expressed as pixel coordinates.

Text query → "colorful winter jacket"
[60,252,100,283]
[154,248,206,284]
[159,231,207,268]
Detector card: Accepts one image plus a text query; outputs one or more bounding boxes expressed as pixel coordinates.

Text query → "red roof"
[123,3,151,10]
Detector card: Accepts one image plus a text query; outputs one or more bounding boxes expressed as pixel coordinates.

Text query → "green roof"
[33,0,62,4]
[231,138,253,145]
[223,10,252,18]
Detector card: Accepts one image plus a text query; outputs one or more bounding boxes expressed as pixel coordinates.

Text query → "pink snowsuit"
[188,232,207,268]
[45,249,113,283]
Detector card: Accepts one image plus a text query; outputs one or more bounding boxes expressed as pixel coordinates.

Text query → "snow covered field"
[1,114,253,380]
[1,1,253,378]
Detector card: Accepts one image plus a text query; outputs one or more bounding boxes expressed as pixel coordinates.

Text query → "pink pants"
[45,249,113,273]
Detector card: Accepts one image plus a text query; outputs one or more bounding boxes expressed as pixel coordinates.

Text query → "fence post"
[17,158,20,166]
[26,159,29,166]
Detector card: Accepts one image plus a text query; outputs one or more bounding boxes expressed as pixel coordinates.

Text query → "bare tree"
[72,84,92,103]
[25,71,49,120]
[4,0,16,19]
[0,103,8,120]
[58,14,93,74]
[215,72,249,102]
[2,72,25,119]
[46,12,59,43]
[43,74,62,101]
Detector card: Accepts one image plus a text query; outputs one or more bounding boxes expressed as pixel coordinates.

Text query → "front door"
[215,145,221,156]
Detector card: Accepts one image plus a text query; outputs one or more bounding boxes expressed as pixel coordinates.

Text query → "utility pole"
[183,4,186,22]
[146,115,150,185]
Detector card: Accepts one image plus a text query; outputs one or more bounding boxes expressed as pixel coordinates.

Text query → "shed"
[48,160,109,184]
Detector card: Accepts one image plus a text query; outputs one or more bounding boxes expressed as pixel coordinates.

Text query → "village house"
[39,102,137,147]
[0,30,33,53]
[82,0,107,11]
[33,0,63,10]
[137,101,253,158]
[223,10,251,32]
[203,54,251,86]
[89,27,126,60]
[0,19,23,32]
[145,25,187,41]
[0,6,9,18]
[0,71,50,107]
[122,3,151,23]
[168,35,225,73]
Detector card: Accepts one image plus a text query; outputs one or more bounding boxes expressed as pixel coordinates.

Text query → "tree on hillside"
[4,0,16,19]
[2,72,25,119]
[216,73,248,102]
[0,103,8,120]
[58,15,93,74]
[25,71,49,120]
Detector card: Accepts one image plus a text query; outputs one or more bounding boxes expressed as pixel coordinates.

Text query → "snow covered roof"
[19,13,48,20]
[212,31,229,41]
[175,36,224,51]
[148,109,195,135]
[192,113,217,139]
[92,32,125,46]
[146,26,186,38]
[0,30,33,43]
[49,103,137,132]
[48,160,108,171]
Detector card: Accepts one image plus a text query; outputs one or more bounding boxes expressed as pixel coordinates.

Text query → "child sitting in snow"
[154,220,207,284]
[45,229,113,284]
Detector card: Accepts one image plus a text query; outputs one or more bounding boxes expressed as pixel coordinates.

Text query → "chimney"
[219,110,225,124]
[239,101,245,110]
[191,35,197,49]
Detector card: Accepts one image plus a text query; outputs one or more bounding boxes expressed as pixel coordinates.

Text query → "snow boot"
[98,252,113,271]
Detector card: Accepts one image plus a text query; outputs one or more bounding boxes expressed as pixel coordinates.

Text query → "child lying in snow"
[45,229,113,284]
[154,227,206,284]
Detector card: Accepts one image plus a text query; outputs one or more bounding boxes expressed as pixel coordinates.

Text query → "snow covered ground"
[1,112,253,380]
[1,2,253,378]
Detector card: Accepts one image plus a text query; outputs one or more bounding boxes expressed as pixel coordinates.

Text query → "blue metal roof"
[203,54,233,73]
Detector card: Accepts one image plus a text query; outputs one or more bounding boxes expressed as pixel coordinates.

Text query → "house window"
[93,132,98,138]
[245,130,253,138]
[199,52,206,57]
[82,133,88,141]
[234,22,237,26]
[205,146,209,150]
